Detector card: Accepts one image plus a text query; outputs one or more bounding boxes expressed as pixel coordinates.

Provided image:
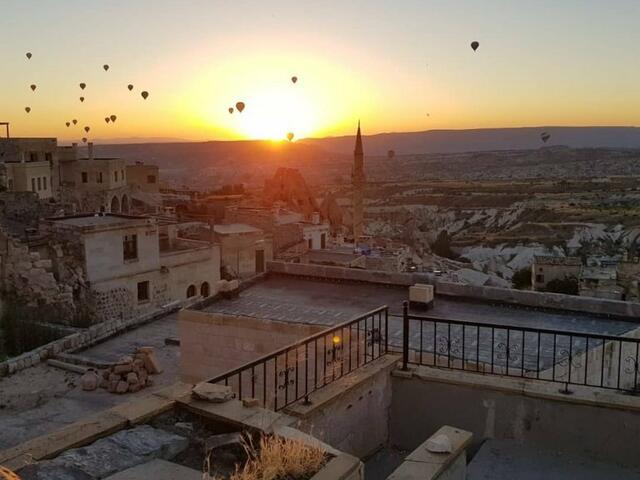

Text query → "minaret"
[352,121,365,240]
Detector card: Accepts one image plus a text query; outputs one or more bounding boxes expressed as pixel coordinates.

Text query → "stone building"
[213,224,273,278]
[262,167,319,219]
[126,162,160,194]
[531,255,582,291]
[43,213,220,322]
[0,137,59,199]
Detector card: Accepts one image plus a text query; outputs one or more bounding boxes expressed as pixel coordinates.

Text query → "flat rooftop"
[213,223,262,235]
[203,275,638,337]
[47,213,152,229]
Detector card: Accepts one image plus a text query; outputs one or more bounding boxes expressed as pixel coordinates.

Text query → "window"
[29,152,38,162]
[43,177,47,190]
[187,285,197,298]
[45,153,52,162]
[321,233,326,249]
[308,239,313,249]
[536,274,544,283]
[121,169,125,181]
[97,172,103,184]
[31,178,36,191]
[123,234,138,261]
[147,175,157,184]
[37,177,41,191]
[8,179,13,190]
[200,282,210,298]
[137,281,149,302]
[81,172,88,183]
[114,171,118,182]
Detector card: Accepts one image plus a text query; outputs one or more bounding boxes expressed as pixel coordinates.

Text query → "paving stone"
[104,459,201,480]
[107,425,188,460]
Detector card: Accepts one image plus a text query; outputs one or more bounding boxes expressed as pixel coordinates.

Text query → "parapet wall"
[266,261,640,320]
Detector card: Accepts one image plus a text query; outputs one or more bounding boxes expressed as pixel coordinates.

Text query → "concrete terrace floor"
[0,313,180,450]
[467,439,640,480]
[204,275,638,336]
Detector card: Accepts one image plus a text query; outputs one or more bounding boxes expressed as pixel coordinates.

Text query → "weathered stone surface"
[103,459,201,480]
[108,426,188,460]
[426,434,452,453]
[204,432,243,451]
[18,463,93,480]
[192,383,234,403]
[80,370,99,391]
[126,372,138,384]
[116,381,129,394]
[142,352,162,374]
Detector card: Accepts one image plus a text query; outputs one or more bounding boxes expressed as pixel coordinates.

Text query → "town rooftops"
[45,213,154,231]
[533,255,582,266]
[213,223,263,235]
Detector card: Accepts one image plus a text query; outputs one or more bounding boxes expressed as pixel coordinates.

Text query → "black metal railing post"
[402,301,409,370]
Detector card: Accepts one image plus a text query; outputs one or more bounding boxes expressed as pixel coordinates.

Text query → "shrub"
[205,434,328,480]
[512,266,532,290]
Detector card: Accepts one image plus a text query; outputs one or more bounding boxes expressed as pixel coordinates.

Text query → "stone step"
[104,459,201,480]
[46,359,88,374]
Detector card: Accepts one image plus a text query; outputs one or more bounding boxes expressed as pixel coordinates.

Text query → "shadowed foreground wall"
[179,310,324,383]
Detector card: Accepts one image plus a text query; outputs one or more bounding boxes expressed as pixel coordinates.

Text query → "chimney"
[88,142,94,161]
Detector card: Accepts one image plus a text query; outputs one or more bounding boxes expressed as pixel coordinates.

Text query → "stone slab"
[104,459,201,480]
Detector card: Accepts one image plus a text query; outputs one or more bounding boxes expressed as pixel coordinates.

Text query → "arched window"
[121,194,130,214]
[186,284,197,298]
[110,195,120,213]
[200,282,210,298]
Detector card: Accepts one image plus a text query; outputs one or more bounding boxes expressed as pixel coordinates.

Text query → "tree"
[512,266,532,290]
[545,276,579,296]
[431,229,457,259]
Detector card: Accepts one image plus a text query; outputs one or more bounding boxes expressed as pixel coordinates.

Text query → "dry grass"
[204,433,328,480]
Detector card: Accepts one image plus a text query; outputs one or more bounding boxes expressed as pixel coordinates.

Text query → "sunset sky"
[2,0,640,143]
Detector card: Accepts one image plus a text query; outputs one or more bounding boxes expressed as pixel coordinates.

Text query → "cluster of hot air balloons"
[21,52,151,143]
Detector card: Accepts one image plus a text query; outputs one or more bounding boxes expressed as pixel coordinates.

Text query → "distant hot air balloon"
[103,64,109,71]
[72,119,78,125]
[24,107,31,113]
[287,132,294,142]
[127,84,134,91]
[228,107,234,114]
[84,126,90,133]
[387,150,395,159]
[26,52,32,60]
[82,137,87,143]
[291,76,298,84]
[79,97,85,103]
[235,101,245,113]
[105,117,110,124]
[471,41,480,52]
[141,91,149,100]
[66,122,71,127]
[541,132,551,143]
[110,115,117,123]
[30,84,36,92]
[79,83,86,90]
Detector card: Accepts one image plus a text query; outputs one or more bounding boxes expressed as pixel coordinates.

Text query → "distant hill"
[301,127,640,156]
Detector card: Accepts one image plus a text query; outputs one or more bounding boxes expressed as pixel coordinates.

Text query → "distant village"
[0,124,639,340]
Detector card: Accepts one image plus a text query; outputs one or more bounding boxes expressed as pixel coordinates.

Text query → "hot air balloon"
[286,132,294,142]
[471,41,479,52]
[128,84,134,91]
[72,119,78,125]
[25,107,31,113]
[235,101,245,113]
[228,107,234,114]
[105,117,110,124]
[66,122,71,127]
[79,97,85,103]
[541,132,551,143]
[291,76,298,84]
[387,150,395,159]
[141,91,149,100]
[82,137,87,143]
[84,126,90,133]
[26,52,32,60]
[30,84,37,92]
[110,115,117,123]
[79,83,86,90]
[103,64,109,71]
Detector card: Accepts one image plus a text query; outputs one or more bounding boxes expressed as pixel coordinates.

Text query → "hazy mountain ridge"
[302,127,640,155]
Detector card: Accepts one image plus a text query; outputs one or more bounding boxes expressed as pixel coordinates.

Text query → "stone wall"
[178,310,325,383]
[266,261,640,319]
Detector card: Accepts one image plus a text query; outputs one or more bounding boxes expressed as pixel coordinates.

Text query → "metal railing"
[208,306,390,411]
[400,302,640,393]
